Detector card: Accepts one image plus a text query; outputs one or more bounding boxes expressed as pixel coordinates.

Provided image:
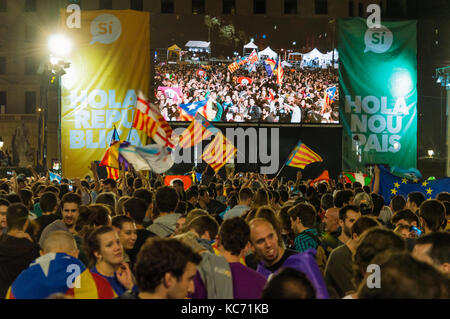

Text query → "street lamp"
[45,34,72,172]
[48,34,72,58]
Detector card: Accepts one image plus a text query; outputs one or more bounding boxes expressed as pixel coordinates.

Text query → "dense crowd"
[0,164,449,299]
[152,63,339,124]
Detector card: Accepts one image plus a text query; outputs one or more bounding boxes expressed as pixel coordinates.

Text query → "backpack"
[302,231,328,276]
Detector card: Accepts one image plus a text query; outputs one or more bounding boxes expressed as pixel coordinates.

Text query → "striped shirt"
[294,228,320,253]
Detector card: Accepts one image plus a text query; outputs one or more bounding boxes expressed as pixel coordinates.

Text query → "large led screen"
[150,14,339,124]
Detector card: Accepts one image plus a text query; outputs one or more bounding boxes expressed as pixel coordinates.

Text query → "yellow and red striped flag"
[285,140,323,169]
[201,132,236,173]
[133,91,175,149]
[106,166,120,180]
[228,62,239,73]
[177,113,218,149]
[99,127,123,180]
[276,58,284,85]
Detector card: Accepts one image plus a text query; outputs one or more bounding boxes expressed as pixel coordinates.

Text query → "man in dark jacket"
[0,203,40,298]
[197,186,226,217]
[34,192,59,240]
[248,98,261,122]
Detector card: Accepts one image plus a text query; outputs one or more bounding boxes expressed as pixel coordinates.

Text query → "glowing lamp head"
[50,56,59,65]
[427,150,434,157]
[48,34,72,57]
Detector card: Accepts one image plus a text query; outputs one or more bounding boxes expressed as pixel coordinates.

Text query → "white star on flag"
[31,253,57,277]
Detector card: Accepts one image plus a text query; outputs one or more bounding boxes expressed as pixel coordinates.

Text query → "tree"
[219,24,247,51]
[204,15,221,43]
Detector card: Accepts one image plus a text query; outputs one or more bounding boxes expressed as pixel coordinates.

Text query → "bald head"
[41,231,79,258]
[249,218,273,232]
[324,207,340,233]
[249,218,283,266]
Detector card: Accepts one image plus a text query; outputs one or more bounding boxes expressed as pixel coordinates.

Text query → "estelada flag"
[321,86,336,114]
[177,99,208,122]
[99,128,129,180]
[6,252,115,299]
[99,142,125,180]
[286,140,323,169]
[237,77,252,85]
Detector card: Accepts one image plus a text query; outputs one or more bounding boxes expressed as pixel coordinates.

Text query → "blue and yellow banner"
[60,10,150,178]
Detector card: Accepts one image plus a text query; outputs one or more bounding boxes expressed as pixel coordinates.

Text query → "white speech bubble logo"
[90,14,122,45]
[364,25,393,54]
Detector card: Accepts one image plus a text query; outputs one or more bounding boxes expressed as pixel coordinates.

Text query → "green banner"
[338,18,417,171]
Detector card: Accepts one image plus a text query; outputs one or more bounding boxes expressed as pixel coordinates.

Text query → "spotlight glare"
[50,56,59,65]
[427,150,434,157]
[48,34,72,57]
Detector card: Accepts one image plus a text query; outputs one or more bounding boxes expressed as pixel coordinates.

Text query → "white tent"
[258,46,278,60]
[243,40,258,50]
[302,48,325,60]
[185,41,211,53]
[325,49,339,61]
[243,40,258,56]
[301,48,328,68]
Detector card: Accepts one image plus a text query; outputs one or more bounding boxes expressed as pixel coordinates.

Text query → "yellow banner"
[60,10,150,178]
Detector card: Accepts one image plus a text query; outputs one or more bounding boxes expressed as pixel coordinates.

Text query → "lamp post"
[47,34,72,173]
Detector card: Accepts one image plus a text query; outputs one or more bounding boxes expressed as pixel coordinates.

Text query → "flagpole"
[275,140,298,180]
[274,162,287,180]
[194,143,198,169]
[126,126,132,142]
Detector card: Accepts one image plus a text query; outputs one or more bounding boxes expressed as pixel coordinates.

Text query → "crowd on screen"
[152,63,339,124]
[0,164,448,299]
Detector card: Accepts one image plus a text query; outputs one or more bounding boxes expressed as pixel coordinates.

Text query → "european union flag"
[376,165,450,205]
